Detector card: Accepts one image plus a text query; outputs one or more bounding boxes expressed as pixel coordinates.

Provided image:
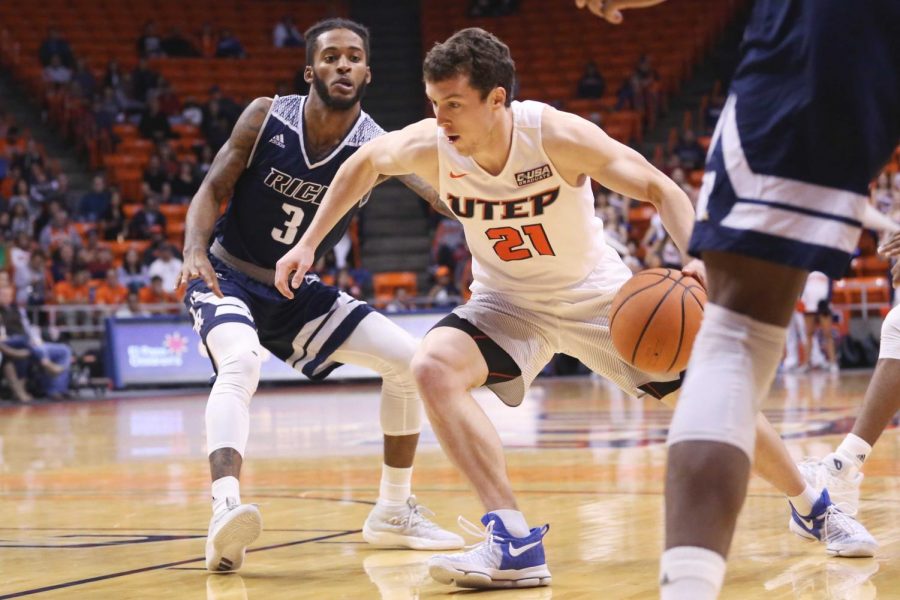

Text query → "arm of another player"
[574,0,667,24]
[274,119,438,298]
[176,97,272,297]
[542,107,698,256]
[396,173,457,220]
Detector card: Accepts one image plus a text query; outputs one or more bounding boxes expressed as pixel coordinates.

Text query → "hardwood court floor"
[0,370,897,599]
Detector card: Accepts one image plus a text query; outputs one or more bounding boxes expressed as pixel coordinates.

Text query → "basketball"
[610,268,707,375]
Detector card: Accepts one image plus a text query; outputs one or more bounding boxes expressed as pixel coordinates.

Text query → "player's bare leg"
[413,327,550,589]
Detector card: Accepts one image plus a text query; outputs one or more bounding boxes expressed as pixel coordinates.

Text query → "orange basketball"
[610,268,707,375]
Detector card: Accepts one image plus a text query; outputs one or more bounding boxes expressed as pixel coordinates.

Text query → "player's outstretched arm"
[542,107,695,256]
[574,0,667,24]
[396,174,456,220]
[274,119,438,299]
[177,97,272,297]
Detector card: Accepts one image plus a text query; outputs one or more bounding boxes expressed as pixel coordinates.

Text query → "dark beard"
[312,73,367,110]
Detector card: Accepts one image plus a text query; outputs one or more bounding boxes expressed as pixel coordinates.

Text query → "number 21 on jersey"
[486,224,555,261]
[271,202,306,245]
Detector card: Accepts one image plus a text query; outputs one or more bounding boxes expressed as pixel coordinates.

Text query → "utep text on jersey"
[215,94,385,268]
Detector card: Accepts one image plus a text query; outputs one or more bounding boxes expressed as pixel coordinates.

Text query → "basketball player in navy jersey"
[578,1,900,598]
[176,18,462,573]
[274,26,876,590]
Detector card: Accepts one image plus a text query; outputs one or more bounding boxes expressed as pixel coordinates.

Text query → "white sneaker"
[428,513,551,589]
[206,499,262,572]
[798,455,863,515]
[363,495,463,550]
[822,505,878,558]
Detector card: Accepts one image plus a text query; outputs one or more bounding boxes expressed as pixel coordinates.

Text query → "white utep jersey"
[438,100,625,297]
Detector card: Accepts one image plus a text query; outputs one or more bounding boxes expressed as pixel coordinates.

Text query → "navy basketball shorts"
[689,0,900,279]
[184,256,374,380]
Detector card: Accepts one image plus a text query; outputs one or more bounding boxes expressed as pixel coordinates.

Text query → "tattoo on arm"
[205,98,271,203]
[397,174,456,220]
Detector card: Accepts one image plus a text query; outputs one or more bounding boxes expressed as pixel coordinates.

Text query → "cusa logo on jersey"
[263,167,327,205]
[448,187,559,220]
[515,164,552,187]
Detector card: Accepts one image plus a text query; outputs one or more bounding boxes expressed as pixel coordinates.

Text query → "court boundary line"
[0,529,359,599]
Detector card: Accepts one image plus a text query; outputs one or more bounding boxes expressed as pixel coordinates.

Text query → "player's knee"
[411,350,458,400]
[215,346,262,399]
[879,305,900,360]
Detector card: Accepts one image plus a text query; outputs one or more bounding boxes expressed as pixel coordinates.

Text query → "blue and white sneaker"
[789,489,877,557]
[428,513,551,589]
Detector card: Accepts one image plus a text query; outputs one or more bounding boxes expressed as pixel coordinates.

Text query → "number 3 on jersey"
[486,224,555,261]
[271,203,306,245]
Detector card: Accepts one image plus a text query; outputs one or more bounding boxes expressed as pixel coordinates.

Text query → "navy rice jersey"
[215,94,385,268]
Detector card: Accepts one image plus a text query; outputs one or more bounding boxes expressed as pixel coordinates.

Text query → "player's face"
[426,74,506,157]
[305,29,371,110]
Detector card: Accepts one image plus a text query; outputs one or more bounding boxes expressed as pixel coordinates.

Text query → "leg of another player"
[662,252,807,599]
[329,313,463,550]
[205,321,263,572]
[849,358,900,447]
[414,326,551,589]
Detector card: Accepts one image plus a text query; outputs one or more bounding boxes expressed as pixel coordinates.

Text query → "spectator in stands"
[29,166,59,206]
[94,86,123,135]
[872,172,893,215]
[99,188,127,241]
[128,195,167,240]
[155,79,181,117]
[86,245,115,280]
[39,27,74,68]
[0,285,71,400]
[50,242,78,283]
[180,96,204,128]
[131,58,160,104]
[576,60,606,99]
[273,16,305,48]
[428,265,458,309]
[171,160,200,204]
[615,73,644,112]
[115,291,147,317]
[47,173,78,214]
[9,230,32,274]
[71,58,96,100]
[118,247,150,291]
[385,288,413,313]
[197,144,214,176]
[8,179,31,213]
[136,21,164,59]
[43,54,73,87]
[673,129,706,171]
[77,174,111,222]
[9,200,33,237]
[335,268,362,298]
[623,239,644,274]
[139,97,174,142]
[95,268,128,306]
[215,29,246,59]
[156,141,180,177]
[147,243,182,291]
[39,208,81,251]
[703,85,726,133]
[431,217,467,272]
[14,139,44,176]
[16,249,50,306]
[54,265,93,308]
[207,85,242,124]
[138,274,177,306]
[197,22,218,59]
[103,59,124,90]
[202,109,232,152]
[161,26,199,57]
[140,229,171,265]
[141,155,171,201]
[670,166,698,204]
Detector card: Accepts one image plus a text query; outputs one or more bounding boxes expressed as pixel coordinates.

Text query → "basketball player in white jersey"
[274,28,875,589]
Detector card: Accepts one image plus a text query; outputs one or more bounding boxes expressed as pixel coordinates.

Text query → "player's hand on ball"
[275,244,315,299]
[574,0,668,24]
[177,248,222,298]
[681,258,707,289]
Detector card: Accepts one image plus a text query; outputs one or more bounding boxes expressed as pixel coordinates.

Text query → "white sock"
[835,433,872,471]
[211,476,240,515]
[378,465,412,506]
[492,509,530,538]
[660,546,726,600]
[788,484,819,516]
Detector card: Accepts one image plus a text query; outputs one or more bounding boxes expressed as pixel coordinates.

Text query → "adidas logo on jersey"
[269,133,286,148]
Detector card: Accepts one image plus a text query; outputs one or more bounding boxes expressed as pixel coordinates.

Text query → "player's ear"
[304,66,313,84]
[490,86,507,109]
[365,65,372,84]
